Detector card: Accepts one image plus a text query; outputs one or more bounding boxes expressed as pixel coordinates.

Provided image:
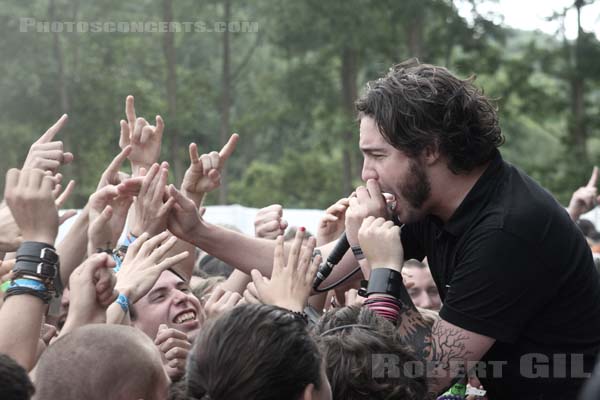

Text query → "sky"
[456,0,600,39]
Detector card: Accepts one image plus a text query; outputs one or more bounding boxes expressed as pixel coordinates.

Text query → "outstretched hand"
[181,134,239,206]
[251,229,321,312]
[115,231,189,303]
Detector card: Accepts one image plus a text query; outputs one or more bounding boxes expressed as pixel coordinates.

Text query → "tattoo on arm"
[394,284,473,394]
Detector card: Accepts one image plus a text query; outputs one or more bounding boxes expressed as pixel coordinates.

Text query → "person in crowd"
[402,259,441,311]
[33,325,170,400]
[314,305,427,400]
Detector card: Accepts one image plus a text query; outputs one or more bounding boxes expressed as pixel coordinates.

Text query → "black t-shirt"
[402,150,600,399]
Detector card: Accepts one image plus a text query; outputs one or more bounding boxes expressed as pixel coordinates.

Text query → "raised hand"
[345,179,390,247]
[203,286,243,320]
[567,166,600,221]
[317,197,349,246]
[251,229,321,312]
[357,216,403,272]
[119,95,164,172]
[23,115,74,173]
[96,146,132,190]
[4,169,58,245]
[130,163,175,237]
[155,324,192,381]
[87,184,134,255]
[254,204,288,239]
[166,185,205,243]
[115,232,189,303]
[181,134,239,206]
[61,253,118,334]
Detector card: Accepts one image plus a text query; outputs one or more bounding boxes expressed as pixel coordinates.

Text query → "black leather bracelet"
[4,286,52,304]
[16,242,58,265]
[365,268,404,299]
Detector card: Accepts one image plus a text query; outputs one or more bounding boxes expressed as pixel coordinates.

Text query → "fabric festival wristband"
[11,278,48,292]
[115,293,129,313]
[122,233,138,247]
[0,281,10,293]
[112,253,123,273]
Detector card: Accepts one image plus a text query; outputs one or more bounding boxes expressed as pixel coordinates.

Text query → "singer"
[168,59,600,399]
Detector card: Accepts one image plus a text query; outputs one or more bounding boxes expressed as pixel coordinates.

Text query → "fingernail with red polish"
[299,227,305,232]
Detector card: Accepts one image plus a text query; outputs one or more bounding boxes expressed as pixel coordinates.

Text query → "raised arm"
[0,168,60,370]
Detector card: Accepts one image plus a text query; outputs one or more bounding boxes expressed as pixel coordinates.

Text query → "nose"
[416,293,434,310]
[361,158,378,182]
[172,289,188,305]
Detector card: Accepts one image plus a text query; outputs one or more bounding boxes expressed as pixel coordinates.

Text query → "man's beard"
[400,158,431,209]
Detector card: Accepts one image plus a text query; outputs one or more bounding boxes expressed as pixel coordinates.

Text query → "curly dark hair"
[314,306,427,400]
[356,59,504,174]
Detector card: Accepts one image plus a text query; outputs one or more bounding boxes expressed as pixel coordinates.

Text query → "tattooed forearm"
[392,284,475,394]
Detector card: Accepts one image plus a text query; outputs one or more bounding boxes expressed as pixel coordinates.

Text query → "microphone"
[312,232,350,290]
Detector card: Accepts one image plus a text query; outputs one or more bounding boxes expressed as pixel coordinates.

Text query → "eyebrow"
[360,146,387,154]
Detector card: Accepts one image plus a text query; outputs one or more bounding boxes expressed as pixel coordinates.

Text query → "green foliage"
[0,0,599,210]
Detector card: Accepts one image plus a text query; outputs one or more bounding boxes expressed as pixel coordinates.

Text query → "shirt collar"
[442,149,504,237]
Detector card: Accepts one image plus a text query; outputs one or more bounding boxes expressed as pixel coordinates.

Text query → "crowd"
[1,59,600,400]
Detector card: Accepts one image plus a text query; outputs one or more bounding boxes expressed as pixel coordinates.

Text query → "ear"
[422,144,441,166]
[301,383,315,400]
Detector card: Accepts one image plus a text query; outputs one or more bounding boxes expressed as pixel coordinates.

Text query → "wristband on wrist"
[115,293,130,314]
[365,268,405,299]
[10,278,48,292]
[351,245,365,261]
[13,241,62,297]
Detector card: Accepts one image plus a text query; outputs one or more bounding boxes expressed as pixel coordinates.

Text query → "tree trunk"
[163,0,182,184]
[219,0,232,204]
[569,0,587,163]
[341,47,358,195]
[405,2,424,59]
[49,0,82,204]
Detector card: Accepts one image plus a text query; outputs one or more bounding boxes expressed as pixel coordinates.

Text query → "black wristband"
[351,245,365,261]
[16,242,58,265]
[365,268,404,299]
[5,287,52,304]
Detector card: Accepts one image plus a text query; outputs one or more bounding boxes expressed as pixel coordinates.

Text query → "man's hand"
[254,204,288,239]
[181,134,239,206]
[358,216,403,272]
[203,286,242,320]
[130,163,175,237]
[251,229,321,312]
[166,185,205,243]
[4,169,58,244]
[96,146,132,190]
[155,324,192,381]
[119,95,164,173]
[115,231,189,303]
[568,166,600,221]
[345,179,389,247]
[23,114,74,173]
[61,253,118,333]
[87,184,134,253]
[317,197,349,246]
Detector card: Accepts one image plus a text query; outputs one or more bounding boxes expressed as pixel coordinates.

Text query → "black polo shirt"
[401,150,600,399]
